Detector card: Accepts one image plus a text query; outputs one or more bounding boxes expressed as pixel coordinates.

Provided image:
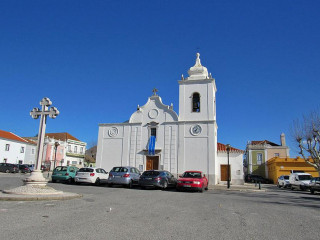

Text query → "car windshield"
[299,175,311,180]
[284,176,289,180]
[78,168,94,172]
[54,166,68,171]
[142,171,160,177]
[182,172,202,178]
[111,167,128,172]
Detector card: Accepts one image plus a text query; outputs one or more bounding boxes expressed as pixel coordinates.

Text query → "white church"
[96,53,244,185]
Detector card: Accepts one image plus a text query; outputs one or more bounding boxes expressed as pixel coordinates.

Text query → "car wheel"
[176,187,181,192]
[162,181,168,190]
[128,180,133,189]
[5,169,10,173]
[95,178,101,186]
[52,179,56,183]
[66,178,72,184]
[310,189,315,194]
[277,183,281,188]
[75,181,80,185]
[291,186,294,190]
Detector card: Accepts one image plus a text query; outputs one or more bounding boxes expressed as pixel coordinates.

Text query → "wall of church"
[217,152,244,185]
[177,121,217,184]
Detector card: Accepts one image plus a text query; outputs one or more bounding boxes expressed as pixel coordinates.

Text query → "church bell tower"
[178,53,217,122]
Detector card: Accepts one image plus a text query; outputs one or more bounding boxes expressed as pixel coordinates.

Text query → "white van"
[289,173,312,190]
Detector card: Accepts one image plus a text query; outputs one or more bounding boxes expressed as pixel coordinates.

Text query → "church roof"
[217,143,244,153]
[45,132,80,141]
[0,129,28,143]
[187,53,209,80]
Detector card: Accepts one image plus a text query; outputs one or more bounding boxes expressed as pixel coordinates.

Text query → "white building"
[0,129,36,164]
[96,53,244,185]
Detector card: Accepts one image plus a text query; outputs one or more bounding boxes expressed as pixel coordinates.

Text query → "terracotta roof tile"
[0,130,28,143]
[45,132,80,141]
[217,142,244,153]
[250,140,279,146]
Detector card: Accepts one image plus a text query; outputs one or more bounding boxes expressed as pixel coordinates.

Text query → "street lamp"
[54,141,60,169]
[226,144,231,189]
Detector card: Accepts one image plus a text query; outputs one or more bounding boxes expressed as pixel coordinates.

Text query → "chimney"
[280,133,286,146]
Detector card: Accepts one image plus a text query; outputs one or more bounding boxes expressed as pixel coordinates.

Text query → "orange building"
[267,157,319,184]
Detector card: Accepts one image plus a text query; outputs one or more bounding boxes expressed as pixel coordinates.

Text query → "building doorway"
[146,156,159,170]
[221,164,231,181]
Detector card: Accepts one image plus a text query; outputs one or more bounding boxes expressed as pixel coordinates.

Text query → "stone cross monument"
[24,97,59,185]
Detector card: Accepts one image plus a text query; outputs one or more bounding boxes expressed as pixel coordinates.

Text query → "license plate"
[183,185,191,187]
[115,176,121,178]
[57,173,62,176]
[146,178,152,180]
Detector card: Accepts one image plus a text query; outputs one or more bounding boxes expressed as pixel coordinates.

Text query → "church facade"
[96,53,244,185]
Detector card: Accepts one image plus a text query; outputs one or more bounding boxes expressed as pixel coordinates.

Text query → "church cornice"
[99,122,141,127]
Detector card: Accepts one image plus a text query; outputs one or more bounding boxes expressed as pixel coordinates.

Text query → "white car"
[75,167,109,185]
[277,175,290,188]
[289,173,312,191]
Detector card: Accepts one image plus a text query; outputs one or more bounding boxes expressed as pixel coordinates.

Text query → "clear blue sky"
[1,0,319,154]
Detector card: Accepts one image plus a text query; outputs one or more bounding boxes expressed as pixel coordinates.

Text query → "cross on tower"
[30,97,59,172]
[152,88,158,96]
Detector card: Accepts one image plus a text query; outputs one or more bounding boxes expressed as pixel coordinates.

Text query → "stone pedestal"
[24,170,48,186]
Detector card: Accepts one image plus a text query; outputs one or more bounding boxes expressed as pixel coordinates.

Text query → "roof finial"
[195,52,202,67]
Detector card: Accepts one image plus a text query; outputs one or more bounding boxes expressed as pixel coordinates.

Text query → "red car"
[176,171,209,192]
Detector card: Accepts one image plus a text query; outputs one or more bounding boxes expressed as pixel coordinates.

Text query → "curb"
[0,192,82,201]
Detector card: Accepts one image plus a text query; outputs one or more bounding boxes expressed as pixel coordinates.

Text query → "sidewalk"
[208,183,268,192]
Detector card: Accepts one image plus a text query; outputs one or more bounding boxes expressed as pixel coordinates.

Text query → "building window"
[274,153,279,157]
[74,146,77,153]
[151,128,157,137]
[20,147,24,153]
[192,92,200,112]
[72,161,77,165]
[257,153,263,165]
[32,149,35,154]
[80,147,83,154]
[5,144,10,151]
[68,145,71,152]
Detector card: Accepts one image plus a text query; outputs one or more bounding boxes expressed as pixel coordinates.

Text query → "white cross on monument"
[25,97,59,186]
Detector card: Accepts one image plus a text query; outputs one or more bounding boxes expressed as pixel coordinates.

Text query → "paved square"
[0,173,319,240]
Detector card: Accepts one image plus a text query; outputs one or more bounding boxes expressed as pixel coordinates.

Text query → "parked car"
[18,164,31,173]
[25,164,34,172]
[75,167,109,185]
[245,174,270,183]
[176,171,208,192]
[0,163,19,173]
[139,170,177,189]
[108,166,141,188]
[309,177,320,194]
[289,172,312,190]
[51,166,79,184]
[277,175,290,188]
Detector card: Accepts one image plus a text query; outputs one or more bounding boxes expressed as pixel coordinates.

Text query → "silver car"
[108,166,141,188]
